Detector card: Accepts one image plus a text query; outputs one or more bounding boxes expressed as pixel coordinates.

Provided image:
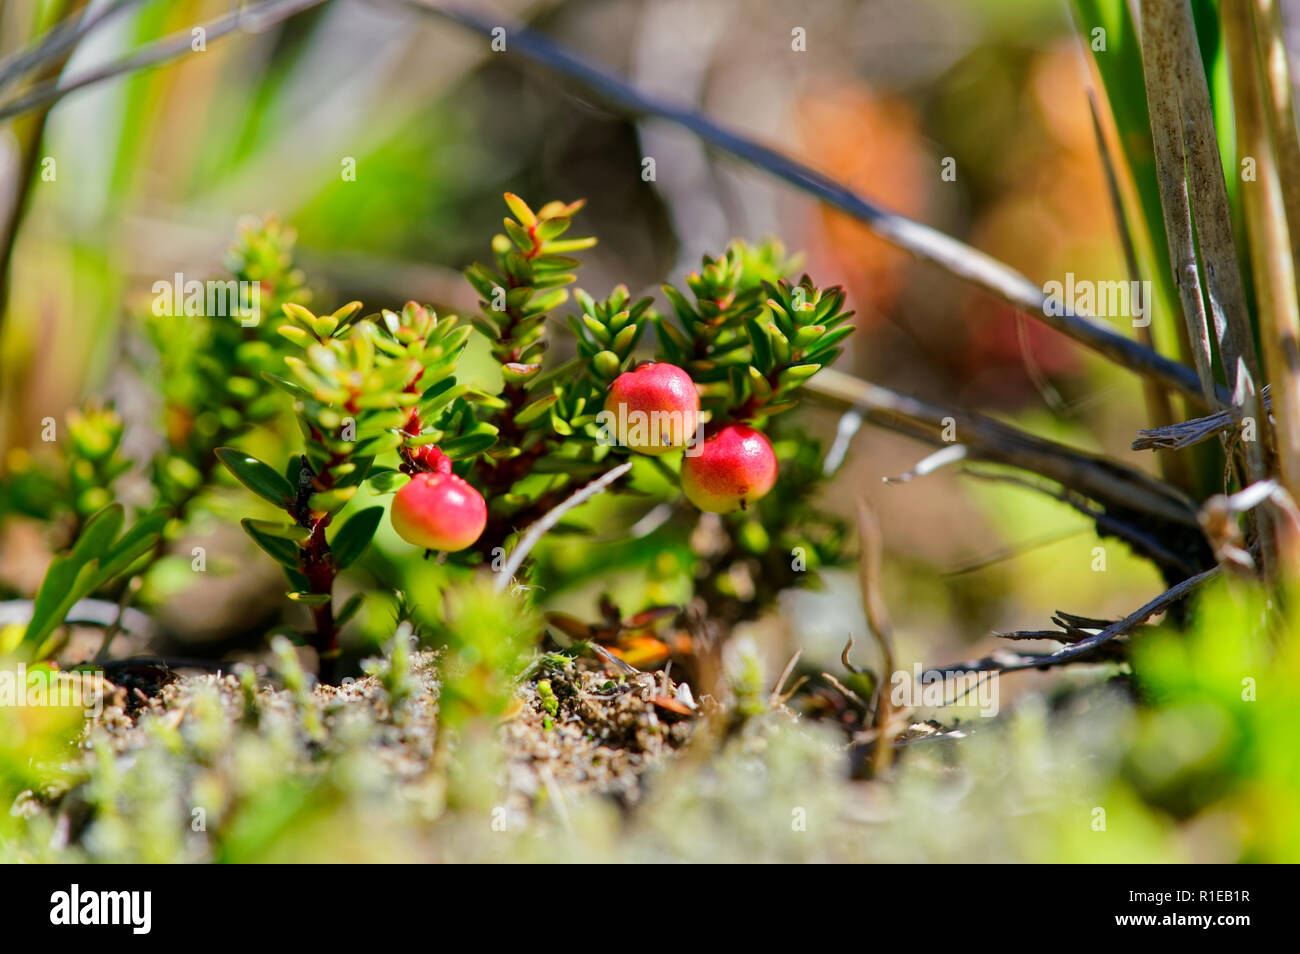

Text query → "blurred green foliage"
[1,576,1295,861]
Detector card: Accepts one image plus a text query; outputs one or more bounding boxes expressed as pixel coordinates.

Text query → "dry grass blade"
[0,0,145,93]
[0,0,332,123]
[1254,0,1300,278]
[493,460,634,593]
[809,368,1203,532]
[1140,0,1222,407]
[821,671,868,709]
[1139,0,1274,575]
[1133,385,1273,450]
[855,500,897,775]
[1162,0,1265,402]
[770,649,803,706]
[1225,0,1300,525]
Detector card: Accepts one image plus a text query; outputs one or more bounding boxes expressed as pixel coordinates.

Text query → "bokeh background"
[0,0,1184,685]
[4,0,1300,865]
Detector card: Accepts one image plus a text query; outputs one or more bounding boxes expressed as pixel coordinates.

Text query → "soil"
[81,651,698,810]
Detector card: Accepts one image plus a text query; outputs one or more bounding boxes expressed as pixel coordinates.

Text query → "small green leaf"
[366,468,406,493]
[775,363,821,391]
[71,505,125,562]
[335,593,365,628]
[592,350,622,380]
[243,519,310,543]
[503,192,536,227]
[243,519,302,568]
[308,487,357,513]
[746,318,772,371]
[217,448,295,508]
[515,392,560,425]
[439,430,499,459]
[611,323,641,354]
[332,506,383,570]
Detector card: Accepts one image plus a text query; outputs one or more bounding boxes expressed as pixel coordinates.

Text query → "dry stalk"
[1140,0,1275,577]
[1225,0,1300,573]
[855,501,898,776]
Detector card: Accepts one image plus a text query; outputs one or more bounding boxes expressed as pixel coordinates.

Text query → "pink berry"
[391,472,487,552]
[603,362,700,455]
[680,424,778,513]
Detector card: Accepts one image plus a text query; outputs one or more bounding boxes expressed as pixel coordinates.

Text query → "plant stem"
[295,456,341,682]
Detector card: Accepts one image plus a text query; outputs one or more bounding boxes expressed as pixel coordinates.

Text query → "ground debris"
[505,658,696,806]
[79,650,694,815]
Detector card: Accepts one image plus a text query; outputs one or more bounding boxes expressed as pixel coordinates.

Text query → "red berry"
[413,445,453,474]
[680,424,778,513]
[603,362,700,455]
[391,472,487,552]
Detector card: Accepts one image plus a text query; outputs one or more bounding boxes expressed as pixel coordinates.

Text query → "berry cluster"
[211,195,851,676]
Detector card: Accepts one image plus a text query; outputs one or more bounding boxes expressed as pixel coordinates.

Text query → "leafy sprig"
[220,297,477,678]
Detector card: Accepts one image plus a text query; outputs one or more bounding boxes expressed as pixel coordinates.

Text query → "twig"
[840,634,863,675]
[769,649,803,707]
[396,0,1211,405]
[493,460,633,593]
[820,671,868,709]
[922,565,1221,679]
[810,369,1198,525]
[822,409,863,476]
